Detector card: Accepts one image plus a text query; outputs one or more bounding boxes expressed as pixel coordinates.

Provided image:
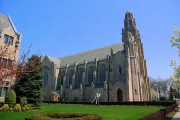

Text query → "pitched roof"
[0,13,18,33]
[47,55,60,68]
[59,43,124,67]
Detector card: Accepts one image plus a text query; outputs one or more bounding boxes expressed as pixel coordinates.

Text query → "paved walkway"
[172,107,180,120]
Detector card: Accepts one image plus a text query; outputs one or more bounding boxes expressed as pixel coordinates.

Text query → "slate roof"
[59,43,124,67]
[0,14,18,33]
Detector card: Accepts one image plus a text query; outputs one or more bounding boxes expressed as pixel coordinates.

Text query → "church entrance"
[117,88,123,102]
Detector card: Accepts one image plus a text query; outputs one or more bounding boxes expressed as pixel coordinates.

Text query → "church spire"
[124,11,136,30]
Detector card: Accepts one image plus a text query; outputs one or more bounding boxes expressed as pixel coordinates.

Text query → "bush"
[139,104,178,120]
[20,97,27,107]
[25,112,103,120]
[160,97,166,101]
[2,104,9,111]
[5,90,16,107]
[14,104,21,112]
[0,102,3,107]
[42,101,176,106]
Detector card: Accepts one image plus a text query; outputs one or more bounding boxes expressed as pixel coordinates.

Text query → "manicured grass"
[0,103,163,120]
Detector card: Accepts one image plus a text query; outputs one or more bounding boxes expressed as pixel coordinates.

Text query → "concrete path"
[172,108,180,120]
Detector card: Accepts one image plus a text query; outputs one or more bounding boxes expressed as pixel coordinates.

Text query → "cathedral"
[42,11,151,102]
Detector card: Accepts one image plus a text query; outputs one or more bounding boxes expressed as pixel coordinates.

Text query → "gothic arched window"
[88,66,94,84]
[44,74,48,86]
[119,66,122,74]
[68,70,74,85]
[78,68,84,84]
[99,64,106,83]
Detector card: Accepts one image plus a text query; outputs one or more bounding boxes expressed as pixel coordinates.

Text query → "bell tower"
[122,11,151,101]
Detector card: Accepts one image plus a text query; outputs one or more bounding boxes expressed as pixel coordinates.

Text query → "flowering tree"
[170,26,180,97]
[0,44,40,87]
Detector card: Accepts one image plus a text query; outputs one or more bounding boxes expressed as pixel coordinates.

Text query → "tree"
[169,87,178,100]
[14,55,44,105]
[151,88,157,100]
[150,77,169,99]
[0,45,40,86]
[170,26,180,97]
[5,90,16,107]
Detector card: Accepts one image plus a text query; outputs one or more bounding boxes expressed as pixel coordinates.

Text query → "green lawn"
[0,103,163,120]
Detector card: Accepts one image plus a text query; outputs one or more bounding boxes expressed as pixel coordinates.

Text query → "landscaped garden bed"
[0,104,44,112]
[25,112,103,120]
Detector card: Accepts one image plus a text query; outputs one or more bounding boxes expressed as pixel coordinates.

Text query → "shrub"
[9,107,13,112]
[139,104,178,120]
[160,97,166,101]
[14,104,21,112]
[42,101,176,106]
[5,90,16,107]
[0,102,3,107]
[25,112,103,120]
[2,104,9,111]
[20,97,27,107]
[73,97,78,102]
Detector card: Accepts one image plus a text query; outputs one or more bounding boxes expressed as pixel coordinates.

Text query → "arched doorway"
[117,88,123,102]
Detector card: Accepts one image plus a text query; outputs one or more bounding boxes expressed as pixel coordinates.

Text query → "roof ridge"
[47,55,60,60]
[0,13,7,17]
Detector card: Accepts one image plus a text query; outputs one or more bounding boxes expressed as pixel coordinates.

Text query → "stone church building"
[42,11,151,102]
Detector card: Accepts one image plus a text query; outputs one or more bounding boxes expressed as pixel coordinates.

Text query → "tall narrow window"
[4,35,8,44]
[99,64,106,83]
[69,70,74,85]
[61,76,64,85]
[119,66,122,74]
[88,66,94,84]
[56,77,61,90]
[78,68,84,85]
[9,36,14,45]
[126,21,128,28]
[44,74,48,86]
[129,21,132,28]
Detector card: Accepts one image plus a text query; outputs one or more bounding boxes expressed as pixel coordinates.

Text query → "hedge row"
[42,101,176,106]
[139,104,178,120]
[25,112,103,120]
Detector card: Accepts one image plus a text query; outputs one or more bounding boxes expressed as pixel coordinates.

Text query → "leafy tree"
[150,88,157,99]
[170,26,180,97]
[14,55,44,105]
[5,90,16,107]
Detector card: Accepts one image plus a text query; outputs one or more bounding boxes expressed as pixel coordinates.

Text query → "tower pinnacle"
[124,11,136,30]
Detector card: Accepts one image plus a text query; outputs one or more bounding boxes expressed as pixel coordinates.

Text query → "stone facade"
[42,11,151,102]
[0,13,22,99]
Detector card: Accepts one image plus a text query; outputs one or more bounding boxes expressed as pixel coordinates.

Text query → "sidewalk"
[172,107,180,120]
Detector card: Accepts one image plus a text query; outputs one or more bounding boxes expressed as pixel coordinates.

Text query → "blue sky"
[0,0,179,78]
